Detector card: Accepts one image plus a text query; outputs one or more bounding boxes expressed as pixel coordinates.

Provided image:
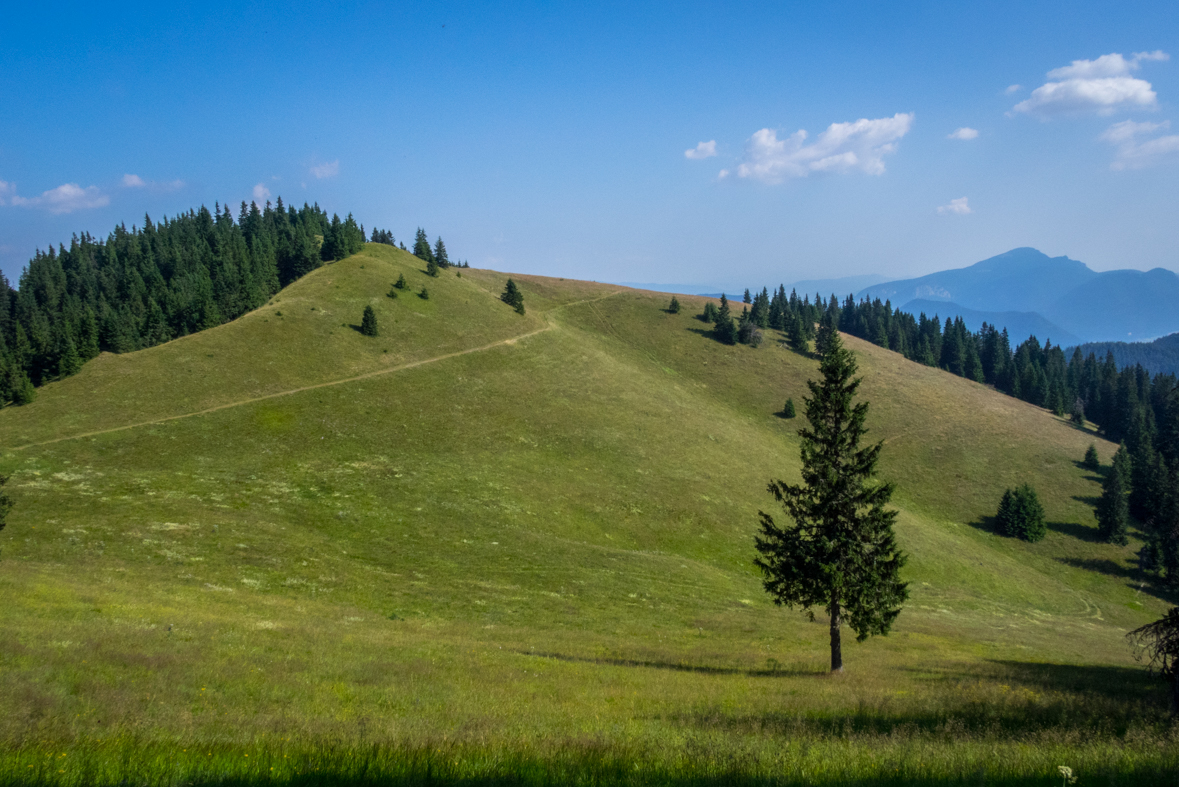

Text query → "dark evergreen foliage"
[1083,444,1100,471]
[754,330,907,672]
[501,279,525,315]
[360,305,379,337]
[1095,446,1131,545]
[412,228,434,262]
[419,287,430,300]
[712,295,736,345]
[667,296,681,314]
[782,398,796,418]
[996,484,1047,542]
[426,257,440,277]
[387,284,399,299]
[433,238,450,269]
[394,274,408,290]
[0,198,373,405]
[700,302,717,323]
[370,228,396,245]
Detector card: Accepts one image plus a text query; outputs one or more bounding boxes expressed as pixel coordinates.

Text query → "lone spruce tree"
[754,330,907,672]
[360,305,379,337]
[501,278,525,315]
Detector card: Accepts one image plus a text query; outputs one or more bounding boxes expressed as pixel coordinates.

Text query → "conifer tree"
[782,398,796,418]
[419,287,430,300]
[755,331,907,672]
[426,257,440,277]
[712,295,736,345]
[413,228,433,262]
[501,279,525,314]
[57,337,82,378]
[1095,446,1131,545]
[9,368,34,405]
[700,302,716,323]
[395,274,408,290]
[667,296,681,314]
[1083,444,1100,471]
[387,283,399,298]
[786,314,808,353]
[360,305,379,337]
[433,238,450,268]
[743,289,752,304]
[996,484,1047,542]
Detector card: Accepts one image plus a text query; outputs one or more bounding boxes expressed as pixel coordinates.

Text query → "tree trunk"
[829,596,843,672]
[1170,674,1179,719]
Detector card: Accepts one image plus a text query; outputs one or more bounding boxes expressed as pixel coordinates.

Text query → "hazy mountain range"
[856,248,1179,345]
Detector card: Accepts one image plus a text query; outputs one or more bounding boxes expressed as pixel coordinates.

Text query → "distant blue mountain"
[857,247,1179,344]
[902,299,1082,348]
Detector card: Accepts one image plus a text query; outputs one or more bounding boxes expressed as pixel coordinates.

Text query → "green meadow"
[0,243,1175,785]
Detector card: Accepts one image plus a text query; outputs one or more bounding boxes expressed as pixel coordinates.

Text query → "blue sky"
[1,1,1177,290]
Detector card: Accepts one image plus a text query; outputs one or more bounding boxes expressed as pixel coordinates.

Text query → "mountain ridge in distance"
[857,247,1179,344]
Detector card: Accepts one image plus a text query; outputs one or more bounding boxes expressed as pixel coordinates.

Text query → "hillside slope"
[0,247,1171,779]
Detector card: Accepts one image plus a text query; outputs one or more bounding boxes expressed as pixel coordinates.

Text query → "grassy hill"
[0,243,1174,785]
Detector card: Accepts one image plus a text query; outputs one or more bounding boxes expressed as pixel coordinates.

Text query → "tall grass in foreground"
[2,730,1177,787]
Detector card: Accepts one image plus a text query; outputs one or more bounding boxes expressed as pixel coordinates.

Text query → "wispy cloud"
[1013,51,1167,117]
[0,180,15,206]
[122,173,185,191]
[310,160,340,179]
[1101,120,1179,169]
[947,127,979,140]
[684,140,717,160]
[9,182,110,214]
[1005,84,1022,95]
[732,113,913,184]
[253,183,271,202]
[937,197,972,215]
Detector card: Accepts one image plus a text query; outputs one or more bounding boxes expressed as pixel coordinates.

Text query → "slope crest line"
[13,291,624,451]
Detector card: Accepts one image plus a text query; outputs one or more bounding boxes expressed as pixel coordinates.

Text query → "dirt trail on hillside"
[14,291,623,451]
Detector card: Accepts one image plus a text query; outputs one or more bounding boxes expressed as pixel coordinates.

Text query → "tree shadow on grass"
[519,650,824,678]
[1056,556,1178,603]
[1070,460,1105,484]
[347,324,364,334]
[673,658,1169,744]
[1047,519,1103,543]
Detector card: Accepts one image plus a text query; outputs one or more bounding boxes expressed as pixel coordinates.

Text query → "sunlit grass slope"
[0,252,1174,785]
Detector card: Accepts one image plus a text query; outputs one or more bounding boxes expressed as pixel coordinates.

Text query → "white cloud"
[0,180,15,206]
[122,173,146,188]
[733,113,913,184]
[1101,119,1179,169]
[1014,51,1166,117]
[684,140,717,160]
[310,160,340,179]
[717,168,730,179]
[1005,84,1023,94]
[9,183,110,214]
[937,197,972,215]
[948,127,979,140]
[253,183,271,201]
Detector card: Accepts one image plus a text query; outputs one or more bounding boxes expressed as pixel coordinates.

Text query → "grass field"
[0,243,1175,785]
